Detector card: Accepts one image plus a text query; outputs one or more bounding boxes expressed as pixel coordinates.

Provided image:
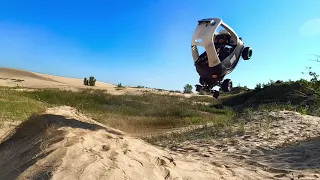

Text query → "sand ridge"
[0,67,193,96]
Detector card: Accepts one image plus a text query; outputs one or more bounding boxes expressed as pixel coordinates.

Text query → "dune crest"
[0,67,188,96]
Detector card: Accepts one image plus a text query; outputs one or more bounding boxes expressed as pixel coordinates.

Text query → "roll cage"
[191,18,240,67]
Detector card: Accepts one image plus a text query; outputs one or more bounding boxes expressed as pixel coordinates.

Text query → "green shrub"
[83,78,89,85]
[117,83,123,88]
[88,76,96,86]
[183,84,193,94]
[255,83,262,90]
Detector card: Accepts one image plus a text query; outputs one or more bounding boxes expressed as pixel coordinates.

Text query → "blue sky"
[1,0,320,90]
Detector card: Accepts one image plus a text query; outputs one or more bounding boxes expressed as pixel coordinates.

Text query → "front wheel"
[221,79,232,92]
[242,47,252,60]
[195,85,202,92]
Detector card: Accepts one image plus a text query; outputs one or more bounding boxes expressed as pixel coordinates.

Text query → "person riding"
[214,30,232,60]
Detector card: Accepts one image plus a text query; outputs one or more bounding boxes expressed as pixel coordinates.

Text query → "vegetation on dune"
[144,63,320,144]
[0,88,47,123]
[83,76,96,86]
[144,78,320,145]
[115,83,126,90]
[134,85,145,88]
[220,69,320,116]
[117,83,123,88]
[183,84,193,94]
[1,59,319,144]
[0,87,232,133]
[169,90,182,93]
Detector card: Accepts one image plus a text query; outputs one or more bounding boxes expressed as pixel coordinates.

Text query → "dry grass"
[0,87,234,135]
[2,78,319,144]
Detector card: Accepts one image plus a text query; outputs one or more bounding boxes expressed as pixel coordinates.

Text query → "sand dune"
[0,68,59,82]
[1,107,320,180]
[1,67,320,179]
[0,67,117,91]
[0,67,66,89]
[0,106,217,180]
[157,111,320,179]
[0,67,186,96]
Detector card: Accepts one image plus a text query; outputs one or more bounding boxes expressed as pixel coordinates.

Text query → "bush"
[83,76,96,86]
[255,83,262,90]
[83,78,88,86]
[169,90,182,93]
[88,76,96,86]
[183,84,193,94]
[117,83,123,88]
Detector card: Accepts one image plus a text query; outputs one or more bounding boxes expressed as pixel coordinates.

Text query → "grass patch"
[221,80,320,116]
[0,87,234,133]
[0,88,47,122]
[144,79,320,145]
[143,117,236,145]
[2,78,319,145]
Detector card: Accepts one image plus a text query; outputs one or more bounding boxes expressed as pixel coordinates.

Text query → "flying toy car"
[191,18,252,98]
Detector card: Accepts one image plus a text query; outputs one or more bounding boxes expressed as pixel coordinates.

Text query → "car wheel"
[213,90,220,99]
[199,77,206,85]
[195,85,202,92]
[242,47,252,60]
[221,79,232,92]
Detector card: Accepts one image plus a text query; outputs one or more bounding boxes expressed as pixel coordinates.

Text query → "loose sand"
[155,111,320,179]
[0,106,217,180]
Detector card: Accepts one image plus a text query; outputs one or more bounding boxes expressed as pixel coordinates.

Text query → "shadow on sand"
[0,113,123,180]
[261,137,320,171]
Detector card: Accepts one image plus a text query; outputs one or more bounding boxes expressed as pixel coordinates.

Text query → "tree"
[255,83,262,90]
[183,84,193,93]
[294,56,320,99]
[308,54,320,62]
[117,83,123,88]
[88,76,96,86]
[83,78,89,86]
[302,67,319,82]
[305,54,320,82]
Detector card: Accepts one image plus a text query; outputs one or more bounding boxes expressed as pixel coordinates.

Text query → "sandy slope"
[0,106,217,180]
[157,111,320,180]
[1,107,320,180]
[0,67,187,96]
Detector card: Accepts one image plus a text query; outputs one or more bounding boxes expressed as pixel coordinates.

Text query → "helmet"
[219,30,231,36]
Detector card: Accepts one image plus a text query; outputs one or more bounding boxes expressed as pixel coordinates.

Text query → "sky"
[1,0,320,91]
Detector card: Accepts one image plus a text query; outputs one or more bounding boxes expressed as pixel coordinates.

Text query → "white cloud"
[300,18,320,36]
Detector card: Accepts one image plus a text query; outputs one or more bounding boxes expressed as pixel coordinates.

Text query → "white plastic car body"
[191,18,252,98]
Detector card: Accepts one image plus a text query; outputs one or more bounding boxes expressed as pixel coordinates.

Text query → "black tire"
[242,47,252,60]
[213,90,220,99]
[195,85,202,92]
[199,77,206,85]
[221,79,232,92]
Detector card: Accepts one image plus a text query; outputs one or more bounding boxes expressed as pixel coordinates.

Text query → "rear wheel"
[221,79,232,92]
[213,90,220,99]
[242,47,252,60]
